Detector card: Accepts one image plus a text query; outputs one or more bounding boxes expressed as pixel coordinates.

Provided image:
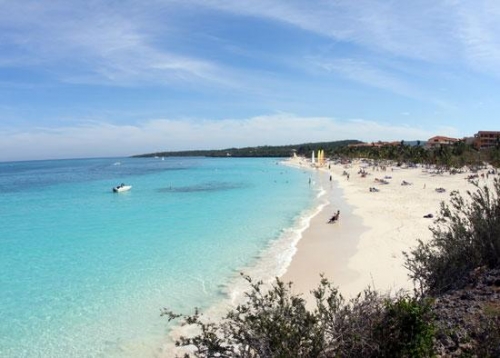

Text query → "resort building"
[426,136,459,148]
[473,131,500,149]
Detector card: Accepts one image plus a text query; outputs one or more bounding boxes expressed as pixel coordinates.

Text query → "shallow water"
[0,157,322,357]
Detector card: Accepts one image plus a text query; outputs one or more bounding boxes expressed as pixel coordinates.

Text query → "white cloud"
[0,114,439,161]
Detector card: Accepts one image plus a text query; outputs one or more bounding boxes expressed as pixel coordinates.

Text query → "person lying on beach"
[328,210,340,223]
[401,180,412,186]
[374,178,389,185]
[423,213,434,218]
[369,187,380,192]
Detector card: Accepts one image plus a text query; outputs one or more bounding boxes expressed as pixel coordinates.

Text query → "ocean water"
[0,157,324,357]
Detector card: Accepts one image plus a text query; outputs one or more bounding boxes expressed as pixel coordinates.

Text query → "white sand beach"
[282,158,494,301]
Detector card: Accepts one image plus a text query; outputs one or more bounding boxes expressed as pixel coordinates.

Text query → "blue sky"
[1,0,500,161]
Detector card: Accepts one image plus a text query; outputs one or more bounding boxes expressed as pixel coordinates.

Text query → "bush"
[163,275,435,357]
[405,178,500,293]
[162,275,328,357]
[374,296,435,357]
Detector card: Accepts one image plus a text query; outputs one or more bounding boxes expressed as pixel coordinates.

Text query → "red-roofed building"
[426,136,459,148]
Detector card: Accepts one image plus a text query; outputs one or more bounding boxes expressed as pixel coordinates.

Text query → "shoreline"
[281,158,493,300]
[164,157,498,356]
[166,157,496,355]
[281,166,367,302]
[166,159,331,356]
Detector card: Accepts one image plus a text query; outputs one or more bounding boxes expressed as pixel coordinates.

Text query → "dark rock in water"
[158,181,247,193]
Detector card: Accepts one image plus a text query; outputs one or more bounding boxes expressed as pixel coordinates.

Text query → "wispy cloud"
[312,58,419,98]
[453,2,500,76]
[4,0,500,87]
[185,0,457,61]
[188,0,500,74]
[0,0,497,163]
[0,1,221,86]
[0,114,439,161]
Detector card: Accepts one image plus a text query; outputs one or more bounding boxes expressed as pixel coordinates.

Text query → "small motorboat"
[112,183,132,193]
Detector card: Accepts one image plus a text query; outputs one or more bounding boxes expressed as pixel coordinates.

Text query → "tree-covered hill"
[132,140,362,158]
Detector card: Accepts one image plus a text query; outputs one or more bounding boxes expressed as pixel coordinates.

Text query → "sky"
[1,0,500,161]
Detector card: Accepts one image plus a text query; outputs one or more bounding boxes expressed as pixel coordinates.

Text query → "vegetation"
[135,139,500,171]
[163,276,435,357]
[405,179,500,294]
[133,140,361,158]
[334,141,500,169]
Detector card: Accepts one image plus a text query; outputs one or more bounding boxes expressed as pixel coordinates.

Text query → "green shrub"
[374,296,435,357]
[163,275,328,357]
[163,276,436,357]
[405,178,500,293]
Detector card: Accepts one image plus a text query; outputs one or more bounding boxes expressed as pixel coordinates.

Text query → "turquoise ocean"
[0,157,326,357]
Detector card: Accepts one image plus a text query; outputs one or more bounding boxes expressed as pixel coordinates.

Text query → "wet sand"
[281,169,366,304]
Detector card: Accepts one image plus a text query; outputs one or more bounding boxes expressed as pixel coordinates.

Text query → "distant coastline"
[131,140,361,158]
